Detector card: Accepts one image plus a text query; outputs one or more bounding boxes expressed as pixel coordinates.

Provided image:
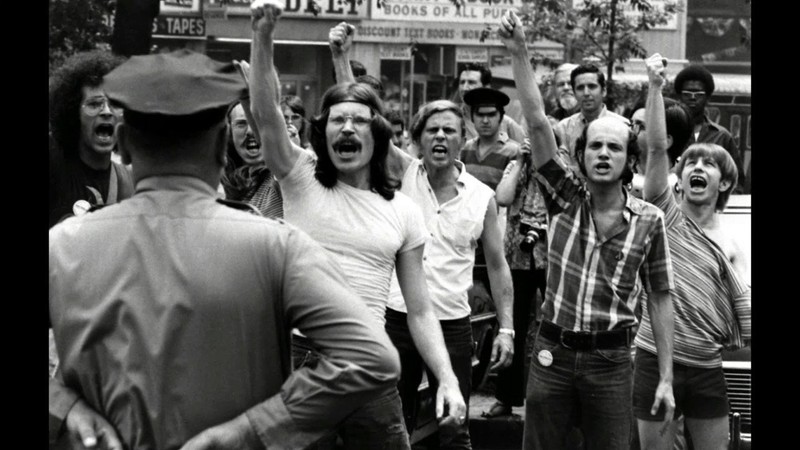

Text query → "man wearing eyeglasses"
[249,6,467,448]
[49,51,135,228]
[674,64,745,193]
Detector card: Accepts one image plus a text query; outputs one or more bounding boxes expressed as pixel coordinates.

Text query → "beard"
[558,95,578,111]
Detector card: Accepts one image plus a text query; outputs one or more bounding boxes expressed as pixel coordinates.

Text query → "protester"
[553,63,629,176]
[455,62,526,143]
[221,100,284,218]
[634,54,750,450]
[280,95,311,148]
[674,63,745,193]
[547,63,580,121]
[459,87,521,190]
[49,48,401,450]
[385,110,408,152]
[499,11,675,449]
[49,50,134,228]
[249,6,466,447]
[484,139,548,419]
[382,100,516,449]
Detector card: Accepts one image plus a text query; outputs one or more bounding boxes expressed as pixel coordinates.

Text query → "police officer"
[49,49,401,450]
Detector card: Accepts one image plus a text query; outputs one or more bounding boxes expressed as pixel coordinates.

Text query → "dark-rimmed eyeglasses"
[82,97,122,116]
[631,120,646,134]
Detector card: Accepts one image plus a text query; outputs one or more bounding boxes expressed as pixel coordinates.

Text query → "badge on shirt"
[537,349,553,367]
[72,200,92,217]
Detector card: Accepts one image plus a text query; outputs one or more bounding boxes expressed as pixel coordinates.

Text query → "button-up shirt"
[534,159,674,331]
[49,175,400,450]
[388,159,495,320]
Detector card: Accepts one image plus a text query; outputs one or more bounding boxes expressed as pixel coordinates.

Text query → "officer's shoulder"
[216,198,263,217]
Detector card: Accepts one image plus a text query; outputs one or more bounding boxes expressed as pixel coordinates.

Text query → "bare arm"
[396,246,467,425]
[643,54,672,202]
[480,197,515,370]
[249,4,303,179]
[495,140,530,206]
[498,11,558,170]
[329,22,356,84]
[646,289,675,430]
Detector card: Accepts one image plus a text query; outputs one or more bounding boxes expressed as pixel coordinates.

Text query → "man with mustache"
[548,63,579,122]
[499,11,675,449]
[552,64,629,178]
[49,48,401,450]
[249,5,466,448]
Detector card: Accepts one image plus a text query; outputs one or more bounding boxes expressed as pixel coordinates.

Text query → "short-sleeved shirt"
[280,151,427,322]
[501,160,548,271]
[635,186,751,368]
[49,175,399,449]
[459,134,520,191]
[534,158,674,331]
[387,159,494,320]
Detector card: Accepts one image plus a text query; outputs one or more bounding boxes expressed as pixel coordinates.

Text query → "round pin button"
[73,200,92,217]
[537,349,553,367]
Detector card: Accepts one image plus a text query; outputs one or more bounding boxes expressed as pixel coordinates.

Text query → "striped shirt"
[459,134,520,190]
[534,158,674,332]
[635,186,751,368]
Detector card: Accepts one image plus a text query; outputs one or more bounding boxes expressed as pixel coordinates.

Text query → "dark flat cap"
[463,87,510,108]
[102,49,246,116]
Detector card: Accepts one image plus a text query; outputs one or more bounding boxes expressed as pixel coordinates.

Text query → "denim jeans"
[523,330,634,450]
[385,308,473,450]
[310,386,410,450]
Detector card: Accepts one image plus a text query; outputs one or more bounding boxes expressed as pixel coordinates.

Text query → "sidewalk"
[469,390,525,450]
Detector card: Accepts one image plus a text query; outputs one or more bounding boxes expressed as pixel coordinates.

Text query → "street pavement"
[469,390,525,450]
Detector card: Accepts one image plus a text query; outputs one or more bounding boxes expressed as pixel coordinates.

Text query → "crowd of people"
[48,4,750,450]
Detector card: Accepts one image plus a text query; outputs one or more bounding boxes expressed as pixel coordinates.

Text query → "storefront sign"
[162,0,201,14]
[380,44,412,60]
[373,0,520,24]
[456,47,488,62]
[102,13,206,38]
[206,0,369,19]
[355,20,530,46]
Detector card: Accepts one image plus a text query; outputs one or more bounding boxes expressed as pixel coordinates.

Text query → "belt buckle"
[559,329,574,350]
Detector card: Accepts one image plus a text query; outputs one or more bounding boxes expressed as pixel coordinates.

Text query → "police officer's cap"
[103,49,247,132]
[463,87,510,109]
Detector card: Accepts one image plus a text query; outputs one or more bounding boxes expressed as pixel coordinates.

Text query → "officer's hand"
[64,399,123,450]
[498,10,526,54]
[250,0,283,37]
[329,22,355,56]
[435,376,467,429]
[490,332,514,370]
[650,379,675,436]
[645,53,667,88]
[179,414,260,450]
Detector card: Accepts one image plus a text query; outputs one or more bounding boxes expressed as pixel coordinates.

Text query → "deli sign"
[206,0,369,19]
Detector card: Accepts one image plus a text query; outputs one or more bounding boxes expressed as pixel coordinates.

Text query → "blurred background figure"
[280,95,310,149]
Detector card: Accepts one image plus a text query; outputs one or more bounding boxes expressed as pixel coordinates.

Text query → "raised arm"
[329,22,356,84]
[643,54,672,202]
[480,197,515,370]
[249,3,303,179]
[495,140,530,206]
[498,11,558,169]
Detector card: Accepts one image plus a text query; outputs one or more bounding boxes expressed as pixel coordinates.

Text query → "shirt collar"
[135,175,218,196]
[580,104,608,124]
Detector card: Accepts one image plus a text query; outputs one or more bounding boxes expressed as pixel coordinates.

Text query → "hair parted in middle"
[309,82,398,200]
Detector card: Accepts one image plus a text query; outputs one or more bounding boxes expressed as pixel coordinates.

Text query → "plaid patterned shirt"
[534,158,674,331]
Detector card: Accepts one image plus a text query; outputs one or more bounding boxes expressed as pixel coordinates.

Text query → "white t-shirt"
[280,151,427,322]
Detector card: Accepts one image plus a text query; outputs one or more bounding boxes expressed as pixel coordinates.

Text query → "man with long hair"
[249,5,466,448]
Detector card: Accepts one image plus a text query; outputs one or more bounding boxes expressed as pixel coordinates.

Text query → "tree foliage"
[49,0,116,74]
[516,0,682,69]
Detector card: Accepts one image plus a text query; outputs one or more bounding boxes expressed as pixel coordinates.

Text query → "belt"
[538,320,633,351]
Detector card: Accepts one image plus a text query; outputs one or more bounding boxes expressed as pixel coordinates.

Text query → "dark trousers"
[495,267,546,407]
[385,308,474,450]
[523,332,634,450]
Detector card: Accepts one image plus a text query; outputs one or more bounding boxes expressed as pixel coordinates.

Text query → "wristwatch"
[498,328,515,339]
